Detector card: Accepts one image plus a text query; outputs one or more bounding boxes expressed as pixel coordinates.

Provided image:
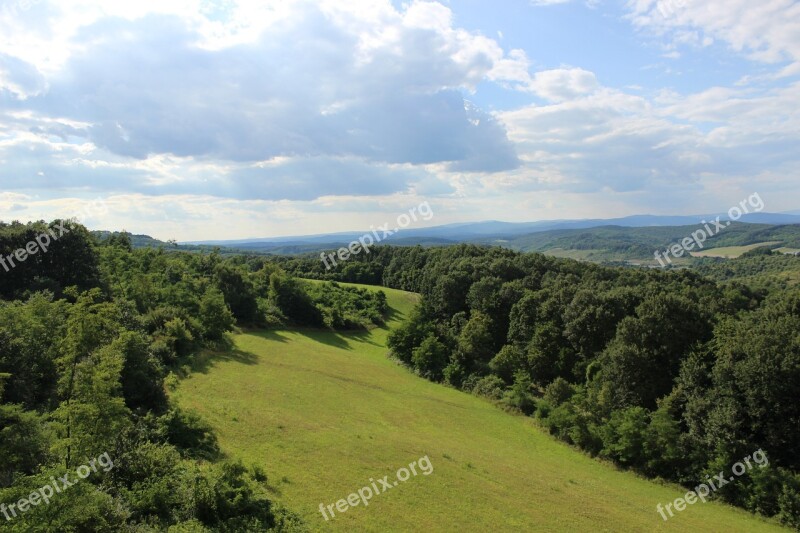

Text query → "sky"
[0,0,798,241]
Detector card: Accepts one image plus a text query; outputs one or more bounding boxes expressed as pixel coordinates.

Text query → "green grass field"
[173,284,786,532]
[542,248,606,261]
[690,242,782,258]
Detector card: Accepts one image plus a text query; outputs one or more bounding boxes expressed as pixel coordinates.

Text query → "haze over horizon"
[1,0,799,240]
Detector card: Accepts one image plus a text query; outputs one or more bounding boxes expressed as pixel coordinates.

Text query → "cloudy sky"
[0,0,798,240]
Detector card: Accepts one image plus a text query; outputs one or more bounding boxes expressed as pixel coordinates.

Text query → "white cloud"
[500,71,800,193]
[627,0,800,70]
[0,0,798,239]
[0,0,525,186]
[528,67,600,102]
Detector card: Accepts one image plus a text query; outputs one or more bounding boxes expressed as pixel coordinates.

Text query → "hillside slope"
[482,223,800,261]
[173,284,785,532]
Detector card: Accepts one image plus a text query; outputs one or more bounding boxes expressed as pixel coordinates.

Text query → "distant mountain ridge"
[183,211,800,249]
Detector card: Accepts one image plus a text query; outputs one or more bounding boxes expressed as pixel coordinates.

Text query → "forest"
[2,220,799,529]
[0,220,385,531]
[279,243,800,528]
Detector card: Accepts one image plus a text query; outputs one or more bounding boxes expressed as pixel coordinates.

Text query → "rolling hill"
[480,223,800,262]
[181,212,800,253]
[172,283,786,531]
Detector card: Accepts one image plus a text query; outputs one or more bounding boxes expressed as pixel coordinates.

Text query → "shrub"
[471,375,507,401]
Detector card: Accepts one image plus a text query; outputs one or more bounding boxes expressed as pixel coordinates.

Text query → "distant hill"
[477,222,800,262]
[182,212,800,253]
[92,230,172,248]
[98,214,800,265]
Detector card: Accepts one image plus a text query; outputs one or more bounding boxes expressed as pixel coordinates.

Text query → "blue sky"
[0,0,798,240]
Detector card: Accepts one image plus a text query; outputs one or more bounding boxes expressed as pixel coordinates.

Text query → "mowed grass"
[542,248,606,261]
[173,283,785,532]
[690,242,782,258]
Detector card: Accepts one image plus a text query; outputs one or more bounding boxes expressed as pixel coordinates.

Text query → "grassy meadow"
[173,283,785,532]
[690,242,782,258]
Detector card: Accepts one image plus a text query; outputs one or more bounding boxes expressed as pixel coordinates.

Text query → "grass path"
[173,283,785,532]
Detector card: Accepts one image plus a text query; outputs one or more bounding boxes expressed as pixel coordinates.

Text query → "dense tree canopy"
[2,221,798,529]
[0,221,395,531]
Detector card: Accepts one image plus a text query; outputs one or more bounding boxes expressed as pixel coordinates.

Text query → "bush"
[199,288,235,341]
[443,362,467,389]
[412,335,449,381]
[503,371,535,415]
[160,409,220,460]
[471,375,507,400]
[543,377,573,406]
[489,345,526,384]
[778,472,800,529]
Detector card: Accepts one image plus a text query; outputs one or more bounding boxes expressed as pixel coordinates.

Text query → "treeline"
[284,244,800,528]
[0,220,389,531]
[694,248,800,292]
[502,222,800,258]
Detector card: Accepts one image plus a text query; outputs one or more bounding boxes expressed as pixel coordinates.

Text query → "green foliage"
[503,370,536,415]
[0,223,312,531]
[599,407,649,468]
[777,471,800,529]
[412,334,449,380]
[387,306,432,365]
[214,263,260,324]
[740,246,776,258]
[269,273,323,326]
[489,345,525,384]
[592,293,712,409]
[0,220,102,300]
[2,223,798,529]
[158,408,221,460]
[494,221,800,260]
[699,296,800,471]
[0,293,68,408]
[694,252,800,291]
[469,374,507,400]
[284,243,799,527]
[526,322,576,387]
[542,377,573,406]
[455,311,496,375]
[116,331,167,413]
[161,317,198,358]
[0,405,50,487]
[303,281,387,329]
[0,466,127,532]
[198,287,235,341]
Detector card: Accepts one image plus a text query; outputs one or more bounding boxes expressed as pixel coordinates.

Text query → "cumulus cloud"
[0,130,447,200]
[627,0,800,69]
[0,0,798,239]
[529,68,600,102]
[501,72,800,193]
[0,52,47,98]
[2,0,522,194]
